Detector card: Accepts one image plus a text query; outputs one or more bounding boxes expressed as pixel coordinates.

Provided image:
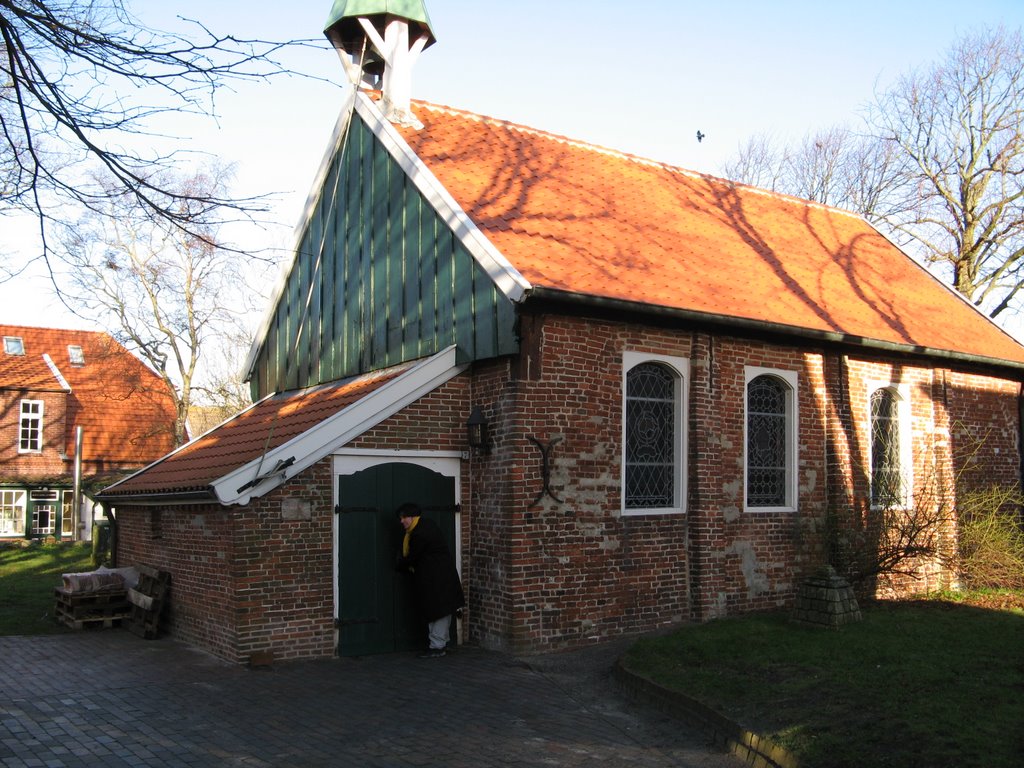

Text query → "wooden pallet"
[128,564,170,640]
[54,588,130,629]
[55,611,126,630]
[55,587,129,614]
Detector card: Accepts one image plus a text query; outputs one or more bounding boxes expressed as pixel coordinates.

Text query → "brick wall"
[0,389,69,477]
[472,318,702,652]
[116,501,240,660]
[116,462,336,664]
[946,370,1021,491]
[471,315,1021,652]
[114,316,1023,662]
[814,357,1021,598]
[689,334,828,620]
[115,378,473,663]
[463,358,519,651]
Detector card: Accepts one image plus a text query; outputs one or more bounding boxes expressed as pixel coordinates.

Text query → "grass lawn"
[0,542,94,635]
[3,544,1021,768]
[623,595,1024,768]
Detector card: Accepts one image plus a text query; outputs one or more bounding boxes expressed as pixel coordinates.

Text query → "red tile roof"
[102,367,405,499]
[395,101,1024,367]
[0,325,177,465]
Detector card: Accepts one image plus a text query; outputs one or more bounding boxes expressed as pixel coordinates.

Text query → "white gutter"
[354,92,531,303]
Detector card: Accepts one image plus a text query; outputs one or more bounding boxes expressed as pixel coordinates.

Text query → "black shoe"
[418,648,446,659]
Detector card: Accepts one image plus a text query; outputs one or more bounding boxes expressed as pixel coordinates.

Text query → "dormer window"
[68,345,85,366]
[3,336,24,355]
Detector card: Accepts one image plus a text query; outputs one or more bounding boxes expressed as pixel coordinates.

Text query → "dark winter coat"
[397,516,465,622]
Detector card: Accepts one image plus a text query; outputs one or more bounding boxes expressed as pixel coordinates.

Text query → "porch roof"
[98,346,466,505]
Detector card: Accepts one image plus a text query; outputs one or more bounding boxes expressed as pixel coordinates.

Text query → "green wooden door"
[336,462,457,656]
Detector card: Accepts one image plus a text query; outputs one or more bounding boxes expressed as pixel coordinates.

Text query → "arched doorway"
[335,461,458,656]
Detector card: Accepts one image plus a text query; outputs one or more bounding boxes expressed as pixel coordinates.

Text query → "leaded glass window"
[871,388,903,507]
[747,375,788,507]
[625,362,676,508]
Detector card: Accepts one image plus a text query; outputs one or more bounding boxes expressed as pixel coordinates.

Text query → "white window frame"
[867,381,913,509]
[18,400,44,453]
[32,504,55,536]
[744,366,799,513]
[62,495,74,536]
[3,336,24,355]
[621,351,689,516]
[67,345,85,366]
[0,490,26,536]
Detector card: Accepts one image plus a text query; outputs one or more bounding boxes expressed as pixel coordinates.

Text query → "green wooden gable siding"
[251,114,519,399]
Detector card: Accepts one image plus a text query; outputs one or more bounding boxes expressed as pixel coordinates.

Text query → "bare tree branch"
[0,0,330,288]
[724,27,1024,322]
[55,164,255,444]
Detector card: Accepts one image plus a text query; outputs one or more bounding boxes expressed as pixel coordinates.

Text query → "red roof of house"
[99,96,1024,503]
[0,325,177,465]
[101,366,406,499]
[394,101,1024,367]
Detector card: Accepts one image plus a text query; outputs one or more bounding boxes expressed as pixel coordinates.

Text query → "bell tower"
[324,0,436,127]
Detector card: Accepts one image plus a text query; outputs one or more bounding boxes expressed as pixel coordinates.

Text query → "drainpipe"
[72,426,83,541]
[101,502,117,568]
[1019,393,1024,492]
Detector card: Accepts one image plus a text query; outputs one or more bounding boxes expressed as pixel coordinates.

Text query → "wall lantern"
[466,405,490,453]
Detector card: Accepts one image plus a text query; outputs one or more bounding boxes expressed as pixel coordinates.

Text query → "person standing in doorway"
[396,502,465,658]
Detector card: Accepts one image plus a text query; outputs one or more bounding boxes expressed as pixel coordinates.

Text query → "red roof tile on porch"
[102,368,404,498]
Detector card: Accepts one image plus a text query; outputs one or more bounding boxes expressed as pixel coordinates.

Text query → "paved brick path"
[0,632,743,767]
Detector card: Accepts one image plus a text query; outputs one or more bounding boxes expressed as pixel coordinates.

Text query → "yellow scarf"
[402,516,419,557]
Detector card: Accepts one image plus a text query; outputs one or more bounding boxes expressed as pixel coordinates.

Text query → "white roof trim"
[215,345,467,506]
[244,90,531,383]
[42,353,71,392]
[355,92,531,303]
[99,391,279,497]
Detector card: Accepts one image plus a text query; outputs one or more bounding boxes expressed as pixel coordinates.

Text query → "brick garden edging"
[612,660,799,768]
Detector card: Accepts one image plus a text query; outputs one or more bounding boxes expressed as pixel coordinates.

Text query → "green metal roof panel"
[325,0,435,40]
[250,111,517,398]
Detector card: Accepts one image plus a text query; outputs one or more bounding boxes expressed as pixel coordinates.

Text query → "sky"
[2,0,1022,336]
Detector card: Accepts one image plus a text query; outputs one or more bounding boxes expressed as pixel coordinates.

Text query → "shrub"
[956,486,1024,590]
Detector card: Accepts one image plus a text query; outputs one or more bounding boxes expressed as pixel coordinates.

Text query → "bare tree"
[188,321,256,431]
[722,133,786,193]
[1,0,320,282]
[724,27,1024,322]
[723,126,905,222]
[869,26,1024,319]
[56,165,251,445]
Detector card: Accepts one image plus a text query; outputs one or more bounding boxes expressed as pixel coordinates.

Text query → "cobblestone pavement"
[0,631,744,767]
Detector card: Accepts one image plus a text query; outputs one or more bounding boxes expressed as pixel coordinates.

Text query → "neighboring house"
[98,4,1024,664]
[0,325,177,540]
